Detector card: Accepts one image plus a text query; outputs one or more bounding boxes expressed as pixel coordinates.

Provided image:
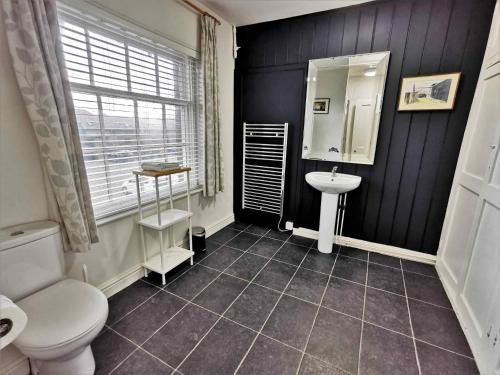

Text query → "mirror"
[302,52,390,164]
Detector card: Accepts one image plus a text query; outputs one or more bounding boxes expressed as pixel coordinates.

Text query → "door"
[350,98,375,163]
[437,3,500,372]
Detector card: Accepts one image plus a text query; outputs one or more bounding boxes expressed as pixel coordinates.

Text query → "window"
[57,8,203,219]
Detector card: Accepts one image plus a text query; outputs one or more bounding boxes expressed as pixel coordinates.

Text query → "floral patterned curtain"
[201,15,224,197]
[2,0,98,252]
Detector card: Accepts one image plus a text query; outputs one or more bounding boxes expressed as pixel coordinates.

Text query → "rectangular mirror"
[302,52,390,164]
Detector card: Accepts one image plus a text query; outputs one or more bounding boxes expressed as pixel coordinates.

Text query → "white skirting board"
[293,227,437,265]
[99,213,235,298]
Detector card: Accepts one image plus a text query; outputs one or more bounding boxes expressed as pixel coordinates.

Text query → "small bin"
[192,226,206,253]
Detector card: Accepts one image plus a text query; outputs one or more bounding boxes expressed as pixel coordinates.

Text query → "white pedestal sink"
[305,172,362,253]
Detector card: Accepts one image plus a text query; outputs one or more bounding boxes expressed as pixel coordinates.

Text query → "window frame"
[58,8,204,220]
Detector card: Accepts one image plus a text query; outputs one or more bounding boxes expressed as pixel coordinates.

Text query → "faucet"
[331,166,338,177]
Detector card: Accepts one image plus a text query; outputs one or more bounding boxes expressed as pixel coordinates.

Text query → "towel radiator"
[242,123,289,215]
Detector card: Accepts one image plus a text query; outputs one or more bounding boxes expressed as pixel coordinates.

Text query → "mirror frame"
[302,51,391,165]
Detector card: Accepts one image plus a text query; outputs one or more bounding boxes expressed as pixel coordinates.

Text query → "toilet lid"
[15,279,108,350]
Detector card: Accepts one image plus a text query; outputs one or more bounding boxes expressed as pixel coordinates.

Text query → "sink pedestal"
[318,192,338,254]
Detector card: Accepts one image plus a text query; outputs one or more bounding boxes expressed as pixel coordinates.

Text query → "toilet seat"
[14,279,108,360]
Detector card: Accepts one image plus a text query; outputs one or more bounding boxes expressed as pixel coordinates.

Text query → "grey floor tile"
[113,349,174,375]
[367,263,405,295]
[262,295,317,349]
[369,253,401,268]
[409,299,472,356]
[322,277,365,318]
[285,267,329,304]
[113,291,185,344]
[193,239,222,263]
[165,265,220,300]
[359,323,419,375]
[300,249,337,275]
[226,220,251,231]
[142,304,218,368]
[142,262,191,288]
[227,232,261,250]
[332,255,367,284]
[402,260,438,278]
[299,355,349,375]
[225,283,281,330]
[364,287,411,335]
[416,340,479,375]
[339,246,368,261]
[273,242,309,266]
[193,273,248,314]
[93,329,136,375]
[244,224,269,236]
[253,260,297,292]
[199,245,243,271]
[209,227,241,244]
[287,235,315,247]
[237,334,302,375]
[312,242,341,254]
[248,237,284,258]
[179,319,256,375]
[306,307,362,374]
[225,252,268,281]
[107,280,159,325]
[266,228,292,241]
[404,271,452,308]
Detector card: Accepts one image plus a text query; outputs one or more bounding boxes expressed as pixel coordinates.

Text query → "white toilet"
[0,221,108,375]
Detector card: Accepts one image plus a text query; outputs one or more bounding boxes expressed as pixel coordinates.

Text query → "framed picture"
[397,72,461,111]
[313,98,330,114]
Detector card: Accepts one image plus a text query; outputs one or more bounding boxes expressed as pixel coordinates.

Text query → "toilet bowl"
[15,279,108,374]
[0,221,108,375]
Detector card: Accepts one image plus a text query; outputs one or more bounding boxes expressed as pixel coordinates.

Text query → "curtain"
[201,15,224,197]
[2,0,98,252]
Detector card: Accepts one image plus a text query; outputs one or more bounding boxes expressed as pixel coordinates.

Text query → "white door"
[438,3,500,373]
[350,99,374,163]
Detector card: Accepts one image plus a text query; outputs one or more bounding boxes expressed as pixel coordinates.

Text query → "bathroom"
[0,0,498,374]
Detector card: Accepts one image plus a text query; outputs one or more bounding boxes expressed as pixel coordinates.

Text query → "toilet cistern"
[305,172,361,253]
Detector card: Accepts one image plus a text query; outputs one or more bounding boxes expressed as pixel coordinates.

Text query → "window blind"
[57,7,204,219]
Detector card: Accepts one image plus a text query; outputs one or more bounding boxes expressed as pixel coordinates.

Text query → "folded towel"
[141,162,180,172]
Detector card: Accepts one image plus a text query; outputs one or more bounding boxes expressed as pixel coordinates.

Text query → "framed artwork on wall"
[313,98,330,114]
[397,72,461,111]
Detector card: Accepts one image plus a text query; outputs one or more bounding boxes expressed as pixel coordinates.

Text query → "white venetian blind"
[57,7,204,219]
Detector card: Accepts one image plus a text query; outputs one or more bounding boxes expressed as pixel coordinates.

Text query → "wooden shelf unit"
[133,167,194,285]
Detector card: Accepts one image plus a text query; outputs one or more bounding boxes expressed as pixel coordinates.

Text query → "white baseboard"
[0,346,30,375]
[98,212,235,298]
[205,213,235,238]
[98,264,144,298]
[293,227,319,240]
[293,227,436,265]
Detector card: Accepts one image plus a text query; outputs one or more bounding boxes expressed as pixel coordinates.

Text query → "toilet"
[0,221,108,375]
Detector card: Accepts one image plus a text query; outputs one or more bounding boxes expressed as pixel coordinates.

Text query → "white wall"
[0,13,49,228]
[311,68,348,159]
[1,0,234,287]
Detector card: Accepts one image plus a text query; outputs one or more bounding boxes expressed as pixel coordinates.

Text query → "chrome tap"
[331,166,338,177]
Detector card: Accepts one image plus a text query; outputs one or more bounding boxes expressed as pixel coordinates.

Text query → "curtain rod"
[182,0,221,25]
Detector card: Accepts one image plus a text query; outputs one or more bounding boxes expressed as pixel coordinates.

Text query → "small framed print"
[398,72,461,111]
[313,98,330,114]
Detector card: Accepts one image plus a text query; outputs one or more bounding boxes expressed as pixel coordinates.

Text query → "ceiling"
[197,0,374,26]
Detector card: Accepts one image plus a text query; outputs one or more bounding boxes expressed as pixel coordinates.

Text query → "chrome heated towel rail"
[242,123,289,215]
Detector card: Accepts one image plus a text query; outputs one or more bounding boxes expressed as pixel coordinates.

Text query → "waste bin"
[192,226,206,253]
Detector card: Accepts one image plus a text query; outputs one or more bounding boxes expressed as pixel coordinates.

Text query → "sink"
[306,172,361,194]
[305,171,362,253]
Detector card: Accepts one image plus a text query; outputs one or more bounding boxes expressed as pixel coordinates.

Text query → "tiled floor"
[93,222,478,375]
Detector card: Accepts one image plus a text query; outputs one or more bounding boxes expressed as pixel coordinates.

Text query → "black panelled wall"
[234,0,495,255]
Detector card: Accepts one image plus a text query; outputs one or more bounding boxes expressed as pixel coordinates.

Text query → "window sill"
[95,187,204,227]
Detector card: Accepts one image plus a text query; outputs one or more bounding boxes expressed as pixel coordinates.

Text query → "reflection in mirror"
[302,52,390,165]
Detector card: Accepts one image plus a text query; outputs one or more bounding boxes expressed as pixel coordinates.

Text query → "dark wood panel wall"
[234,0,495,254]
